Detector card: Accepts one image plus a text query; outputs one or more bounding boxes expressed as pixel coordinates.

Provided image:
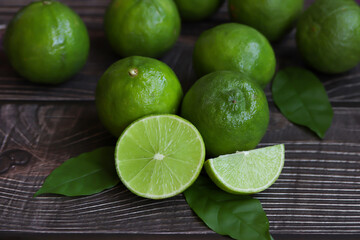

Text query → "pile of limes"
[4,0,360,199]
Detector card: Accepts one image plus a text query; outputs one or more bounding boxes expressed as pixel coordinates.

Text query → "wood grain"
[1,28,359,103]
[0,0,360,238]
[0,103,359,235]
[0,3,229,102]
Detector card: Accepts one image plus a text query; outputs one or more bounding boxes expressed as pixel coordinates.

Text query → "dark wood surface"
[0,0,360,239]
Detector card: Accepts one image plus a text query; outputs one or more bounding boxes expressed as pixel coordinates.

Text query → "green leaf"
[272,67,333,139]
[34,147,119,197]
[184,175,271,240]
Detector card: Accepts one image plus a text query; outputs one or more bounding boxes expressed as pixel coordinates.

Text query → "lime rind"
[204,144,285,194]
[115,114,205,199]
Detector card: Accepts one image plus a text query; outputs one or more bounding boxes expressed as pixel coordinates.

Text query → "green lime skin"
[104,0,181,58]
[296,0,360,74]
[193,23,276,88]
[4,0,89,84]
[174,0,224,22]
[181,71,269,157]
[95,56,183,137]
[228,0,304,42]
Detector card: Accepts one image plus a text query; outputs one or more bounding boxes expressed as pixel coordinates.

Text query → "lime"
[95,56,183,137]
[193,23,276,88]
[181,71,269,157]
[296,0,360,74]
[205,144,285,194]
[115,114,205,199]
[228,0,304,42]
[104,0,180,58]
[174,0,224,22]
[4,0,89,84]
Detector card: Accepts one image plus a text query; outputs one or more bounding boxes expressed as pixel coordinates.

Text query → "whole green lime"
[193,23,276,88]
[174,0,224,22]
[96,56,183,137]
[181,71,269,157]
[104,0,180,58]
[228,0,304,42]
[296,0,360,74]
[4,0,89,84]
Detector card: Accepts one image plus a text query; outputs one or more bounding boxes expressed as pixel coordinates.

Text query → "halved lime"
[115,114,206,199]
[204,144,285,194]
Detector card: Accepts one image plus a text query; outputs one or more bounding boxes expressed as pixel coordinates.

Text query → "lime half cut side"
[204,144,285,194]
[115,115,205,199]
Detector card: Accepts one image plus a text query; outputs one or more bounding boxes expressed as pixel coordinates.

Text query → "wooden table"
[0,1,359,239]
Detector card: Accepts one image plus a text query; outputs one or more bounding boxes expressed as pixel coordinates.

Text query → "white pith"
[154,153,165,161]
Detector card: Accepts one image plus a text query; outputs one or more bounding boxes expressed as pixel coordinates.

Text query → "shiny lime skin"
[4,0,89,84]
[104,0,181,58]
[193,23,276,88]
[174,0,224,22]
[181,71,269,157]
[95,56,183,137]
[228,0,304,42]
[296,0,360,74]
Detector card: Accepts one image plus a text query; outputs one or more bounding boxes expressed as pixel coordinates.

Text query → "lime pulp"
[115,115,205,199]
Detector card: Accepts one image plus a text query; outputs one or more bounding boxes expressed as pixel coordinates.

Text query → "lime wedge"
[115,114,205,199]
[204,144,285,194]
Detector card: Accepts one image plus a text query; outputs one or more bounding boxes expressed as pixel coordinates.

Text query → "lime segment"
[204,144,285,194]
[115,115,205,199]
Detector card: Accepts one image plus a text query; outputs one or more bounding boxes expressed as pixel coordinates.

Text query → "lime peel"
[205,144,285,194]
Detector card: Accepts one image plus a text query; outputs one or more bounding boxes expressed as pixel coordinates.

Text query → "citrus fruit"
[193,23,276,88]
[95,56,183,137]
[204,144,285,194]
[115,114,205,199]
[228,0,304,42]
[296,0,360,74]
[181,71,269,157]
[174,0,224,22]
[4,0,89,84]
[104,0,181,58]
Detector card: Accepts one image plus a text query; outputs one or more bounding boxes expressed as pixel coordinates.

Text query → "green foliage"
[272,67,333,138]
[184,175,272,240]
[34,147,119,197]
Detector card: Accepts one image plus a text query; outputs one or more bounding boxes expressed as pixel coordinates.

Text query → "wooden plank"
[0,0,110,30]
[1,27,359,103]
[0,0,110,6]
[0,103,359,234]
[2,233,360,240]
[5,0,352,103]
[1,0,360,238]
[0,6,230,101]
[0,0,229,29]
